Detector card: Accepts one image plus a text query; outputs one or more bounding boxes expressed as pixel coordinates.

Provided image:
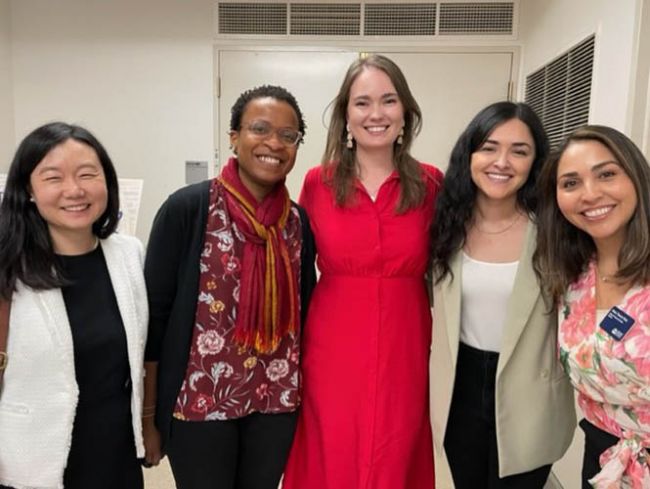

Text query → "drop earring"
[346,125,354,149]
[396,127,404,145]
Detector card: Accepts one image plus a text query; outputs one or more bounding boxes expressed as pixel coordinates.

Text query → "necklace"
[596,259,619,283]
[473,212,521,235]
[598,269,616,283]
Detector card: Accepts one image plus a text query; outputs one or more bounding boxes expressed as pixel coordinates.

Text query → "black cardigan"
[144,180,316,447]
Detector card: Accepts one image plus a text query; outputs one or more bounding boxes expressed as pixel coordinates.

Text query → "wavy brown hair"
[322,54,425,213]
[533,125,650,303]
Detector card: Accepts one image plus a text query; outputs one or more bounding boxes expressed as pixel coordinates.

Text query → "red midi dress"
[283,164,442,489]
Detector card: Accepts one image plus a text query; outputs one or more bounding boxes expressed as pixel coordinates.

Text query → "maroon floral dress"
[174,180,302,421]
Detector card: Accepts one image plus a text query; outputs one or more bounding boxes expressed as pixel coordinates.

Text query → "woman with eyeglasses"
[283,54,442,489]
[141,85,316,489]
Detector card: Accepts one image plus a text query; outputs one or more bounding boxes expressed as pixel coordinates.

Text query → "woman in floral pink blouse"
[141,85,316,489]
[534,125,650,488]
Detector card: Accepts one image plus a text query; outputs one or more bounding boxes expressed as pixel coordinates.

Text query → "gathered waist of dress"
[319,272,426,282]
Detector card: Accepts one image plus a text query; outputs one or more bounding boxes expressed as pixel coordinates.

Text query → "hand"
[142,417,163,467]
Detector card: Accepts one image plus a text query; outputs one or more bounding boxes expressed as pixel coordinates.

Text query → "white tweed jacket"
[0,233,148,489]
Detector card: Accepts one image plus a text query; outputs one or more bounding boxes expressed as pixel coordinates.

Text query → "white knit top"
[460,252,518,352]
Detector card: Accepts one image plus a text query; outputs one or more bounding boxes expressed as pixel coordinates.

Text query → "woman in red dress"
[283,54,442,489]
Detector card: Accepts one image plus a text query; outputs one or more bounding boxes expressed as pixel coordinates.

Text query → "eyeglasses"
[242,120,303,147]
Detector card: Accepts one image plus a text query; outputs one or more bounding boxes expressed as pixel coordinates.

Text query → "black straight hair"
[0,122,120,299]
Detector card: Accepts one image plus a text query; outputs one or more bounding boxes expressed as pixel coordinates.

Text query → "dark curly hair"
[0,122,120,300]
[230,85,306,142]
[430,101,549,283]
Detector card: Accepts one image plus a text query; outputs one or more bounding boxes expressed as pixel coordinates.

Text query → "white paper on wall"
[117,178,143,236]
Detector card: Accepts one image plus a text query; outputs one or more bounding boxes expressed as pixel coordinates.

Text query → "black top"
[144,180,317,448]
[59,246,131,403]
[57,246,142,488]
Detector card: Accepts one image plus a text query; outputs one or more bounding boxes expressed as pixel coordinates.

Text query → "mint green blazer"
[429,223,576,487]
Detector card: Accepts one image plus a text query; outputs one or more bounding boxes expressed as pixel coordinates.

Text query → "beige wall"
[0,0,14,172]
[630,0,650,156]
[518,0,640,133]
[10,0,215,242]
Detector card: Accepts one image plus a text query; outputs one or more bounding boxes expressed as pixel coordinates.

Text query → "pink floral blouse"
[560,261,650,488]
[174,181,302,421]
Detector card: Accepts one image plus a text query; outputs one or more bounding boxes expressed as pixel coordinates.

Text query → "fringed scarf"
[219,157,299,354]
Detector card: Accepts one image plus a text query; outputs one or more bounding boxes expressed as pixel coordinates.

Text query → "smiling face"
[470,118,536,207]
[229,97,299,201]
[556,139,638,252]
[29,138,108,252]
[346,66,404,153]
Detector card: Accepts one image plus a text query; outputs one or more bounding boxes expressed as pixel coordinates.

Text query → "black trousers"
[167,411,298,489]
[444,343,551,489]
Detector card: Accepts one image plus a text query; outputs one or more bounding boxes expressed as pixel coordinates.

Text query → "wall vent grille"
[218,2,287,35]
[438,2,513,35]
[216,1,515,37]
[365,3,436,36]
[525,35,595,148]
[290,3,361,35]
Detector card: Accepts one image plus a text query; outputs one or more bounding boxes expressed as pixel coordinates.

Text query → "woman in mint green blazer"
[429,102,575,488]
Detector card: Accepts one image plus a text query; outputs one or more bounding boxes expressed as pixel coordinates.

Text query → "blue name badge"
[599,306,635,341]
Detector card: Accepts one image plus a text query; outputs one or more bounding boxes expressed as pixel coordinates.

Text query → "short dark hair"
[229,85,306,142]
[430,101,549,283]
[533,125,650,302]
[0,122,120,299]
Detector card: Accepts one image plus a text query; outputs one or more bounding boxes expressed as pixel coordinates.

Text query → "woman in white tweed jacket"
[0,123,148,489]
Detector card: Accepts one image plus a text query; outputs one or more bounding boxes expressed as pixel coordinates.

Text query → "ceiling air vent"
[525,35,595,148]
[364,3,436,36]
[438,2,513,35]
[290,3,361,35]
[216,1,517,38]
[218,2,287,35]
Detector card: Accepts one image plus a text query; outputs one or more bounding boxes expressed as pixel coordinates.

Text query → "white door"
[381,52,512,169]
[217,49,512,199]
